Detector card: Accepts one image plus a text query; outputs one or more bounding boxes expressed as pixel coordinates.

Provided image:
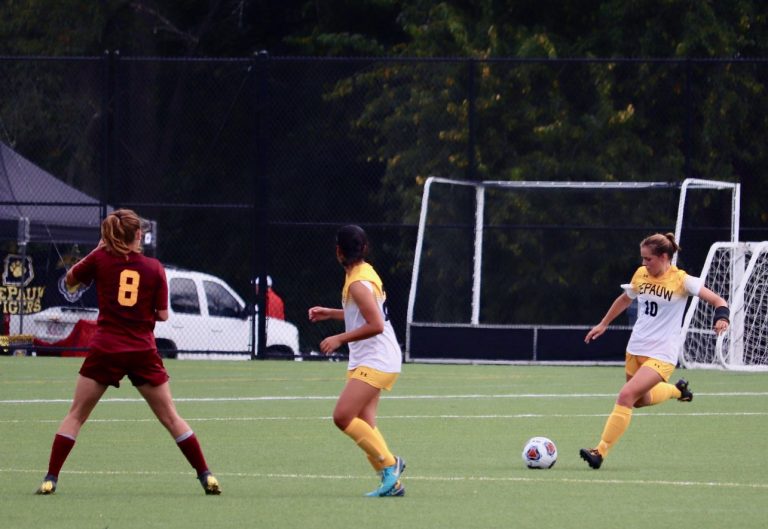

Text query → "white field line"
[1,467,766,491]
[3,393,766,423]
[2,391,767,405]
[2,411,768,425]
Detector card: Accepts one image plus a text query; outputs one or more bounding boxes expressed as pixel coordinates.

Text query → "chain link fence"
[1,55,766,359]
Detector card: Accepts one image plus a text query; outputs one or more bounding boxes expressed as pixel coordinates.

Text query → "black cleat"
[579,448,603,469]
[35,475,57,495]
[198,471,222,495]
[675,379,693,402]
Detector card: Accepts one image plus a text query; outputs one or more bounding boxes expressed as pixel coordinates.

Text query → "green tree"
[314,1,768,321]
[2,0,767,329]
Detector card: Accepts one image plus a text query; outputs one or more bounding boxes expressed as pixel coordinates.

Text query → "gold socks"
[597,404,633,456]
[648,382,681,405]
[343,418,396,468]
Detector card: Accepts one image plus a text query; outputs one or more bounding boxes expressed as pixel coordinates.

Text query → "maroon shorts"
[79,349,170,388]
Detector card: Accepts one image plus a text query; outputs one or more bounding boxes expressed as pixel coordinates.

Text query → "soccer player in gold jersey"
[308,225,405,496]
[580,233,729,469]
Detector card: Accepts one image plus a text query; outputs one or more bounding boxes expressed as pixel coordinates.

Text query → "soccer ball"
[522,436,558,469]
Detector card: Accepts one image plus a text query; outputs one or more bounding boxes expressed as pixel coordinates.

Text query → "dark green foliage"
[1,1,767,339]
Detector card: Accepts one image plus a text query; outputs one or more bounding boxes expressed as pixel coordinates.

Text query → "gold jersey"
[342,262,402,373]
[624,265,702,363]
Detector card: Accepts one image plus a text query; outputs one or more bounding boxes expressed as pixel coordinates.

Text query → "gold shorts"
[347,366,399,391]
[625,353,675,382]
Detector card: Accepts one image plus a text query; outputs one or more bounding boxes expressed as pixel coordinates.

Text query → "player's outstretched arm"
[308,306,344,322]
[585,293,633,343]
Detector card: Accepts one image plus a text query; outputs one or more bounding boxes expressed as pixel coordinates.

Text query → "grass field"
[1,356,767,529]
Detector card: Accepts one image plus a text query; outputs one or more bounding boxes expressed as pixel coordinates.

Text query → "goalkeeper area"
[2,358,767,529]
[407,177,741,364]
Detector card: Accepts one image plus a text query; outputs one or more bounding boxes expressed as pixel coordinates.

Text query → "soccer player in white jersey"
[580,233,730,469]
[308,225,405,496]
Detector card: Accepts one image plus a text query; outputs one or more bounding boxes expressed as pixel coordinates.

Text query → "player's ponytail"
[641,232,679,260]
[101,209,142,256]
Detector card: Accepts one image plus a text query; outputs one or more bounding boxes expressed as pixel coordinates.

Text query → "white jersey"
[342,262,402,373]
[623,265,703,363]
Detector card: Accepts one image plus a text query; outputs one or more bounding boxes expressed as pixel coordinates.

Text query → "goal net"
[406,177,740,363]
[680,241,768,371]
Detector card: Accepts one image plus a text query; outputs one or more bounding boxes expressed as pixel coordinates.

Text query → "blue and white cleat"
[365,456,405,497]
[383,480,405,497]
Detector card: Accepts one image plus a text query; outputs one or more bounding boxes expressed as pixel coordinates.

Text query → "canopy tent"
[0,141,105,245]
[0,142,158,338]
[0,142,155,247]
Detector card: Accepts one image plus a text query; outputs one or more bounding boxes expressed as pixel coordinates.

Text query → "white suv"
[20,266,300,359]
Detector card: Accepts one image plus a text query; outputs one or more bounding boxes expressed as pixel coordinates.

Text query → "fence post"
[467,58,477,181]
[252,50,271,360]
[100,50,118,220]
[684,58,693,179]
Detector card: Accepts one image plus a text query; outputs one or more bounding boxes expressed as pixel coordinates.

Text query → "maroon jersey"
[71,247,168,352]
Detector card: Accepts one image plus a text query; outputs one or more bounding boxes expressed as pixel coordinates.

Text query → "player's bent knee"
[332,412,352,431]
[616,390,638,408]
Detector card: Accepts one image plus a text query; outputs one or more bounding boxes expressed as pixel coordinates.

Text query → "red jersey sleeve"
[155,262,168,311]
[70,247,102,285]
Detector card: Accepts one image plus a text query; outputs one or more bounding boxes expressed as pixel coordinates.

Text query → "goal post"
[680,241,768,371]
[406,177,740,363]
[673,178,741,265]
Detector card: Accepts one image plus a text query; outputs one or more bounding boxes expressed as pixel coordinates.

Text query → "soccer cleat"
[579,448,603,469]
[675,378,693,402]
[198,471,222,495]
[35,475,57,495]
[382,480,405,497]
[365,456,406,497]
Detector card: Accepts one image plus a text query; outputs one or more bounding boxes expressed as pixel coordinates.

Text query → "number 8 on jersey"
[118,269,141,307]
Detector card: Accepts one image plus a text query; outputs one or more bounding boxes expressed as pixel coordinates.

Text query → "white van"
[18,266,300,359]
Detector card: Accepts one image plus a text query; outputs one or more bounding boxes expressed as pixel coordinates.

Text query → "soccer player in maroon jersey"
[36,209,221,495]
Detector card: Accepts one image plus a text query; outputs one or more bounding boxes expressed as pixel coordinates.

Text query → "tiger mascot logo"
[3,254,34,287]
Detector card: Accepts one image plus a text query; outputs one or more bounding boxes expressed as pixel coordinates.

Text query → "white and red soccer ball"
[522,436,558,469]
